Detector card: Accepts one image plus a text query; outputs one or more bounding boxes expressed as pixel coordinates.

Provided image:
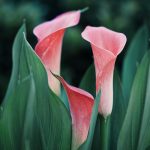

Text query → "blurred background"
[0,0,150,101]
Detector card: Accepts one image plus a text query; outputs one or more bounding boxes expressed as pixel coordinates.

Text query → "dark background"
[0,0,150,101]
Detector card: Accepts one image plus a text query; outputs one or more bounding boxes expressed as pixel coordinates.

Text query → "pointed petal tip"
[51,71,94,100]
[33,10,81,41]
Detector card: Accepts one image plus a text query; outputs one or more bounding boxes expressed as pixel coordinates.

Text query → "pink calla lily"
[52,73,94,150]
[33,10,80,95]
[82,26,127,117]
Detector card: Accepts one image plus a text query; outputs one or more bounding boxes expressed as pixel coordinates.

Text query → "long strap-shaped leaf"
[122,25,149,105]
[118,51,150,150]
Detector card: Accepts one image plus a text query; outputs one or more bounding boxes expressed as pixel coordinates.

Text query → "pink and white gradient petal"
[82,26,127,117]
[34,11,80,95]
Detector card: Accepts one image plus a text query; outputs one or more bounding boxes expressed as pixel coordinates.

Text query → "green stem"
[100,115,110,150]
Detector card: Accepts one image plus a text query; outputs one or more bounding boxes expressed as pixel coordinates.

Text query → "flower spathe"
[33,10,80,95]
[52,72,94,150]
[82,26,127,117]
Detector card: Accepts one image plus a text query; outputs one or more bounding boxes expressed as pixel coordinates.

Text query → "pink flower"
[33,11,80,95]
[82,26,127,117]
[52,73,94,150]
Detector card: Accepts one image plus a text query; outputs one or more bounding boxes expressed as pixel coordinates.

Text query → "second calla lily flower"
[33,10,80,95]
[52,73,94,150]
[82,26,127,117]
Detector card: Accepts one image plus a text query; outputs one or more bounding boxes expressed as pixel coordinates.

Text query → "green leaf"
[99,115,110,150]
[0,76,42,150]
[79,91,101,150]
[91,116,101,150]
[79,64,96,97]
[118,51,150,150]
[122,25,149,104]
[137,56,150,150]
[0,25,72,150]
[109,70,126,150]
[2,24,26,105]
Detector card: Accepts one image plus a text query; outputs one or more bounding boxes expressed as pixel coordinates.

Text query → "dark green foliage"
[118,51,150,150]
[109,70,126,150]
[122,25,149,104]
[79,64,96,97]
[2,24,26,105]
